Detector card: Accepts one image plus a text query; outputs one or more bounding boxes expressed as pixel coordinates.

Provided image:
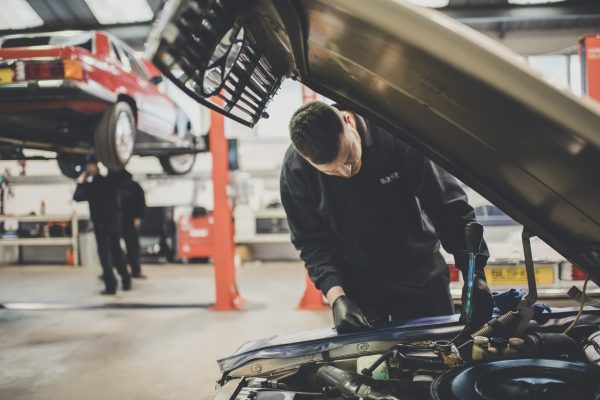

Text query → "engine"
[218,327,600,400]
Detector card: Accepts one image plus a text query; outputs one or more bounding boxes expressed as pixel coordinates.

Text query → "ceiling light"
[407,0,450,8]
[508,0,564,4]
[0,0,43,30]
[84,0,154,25]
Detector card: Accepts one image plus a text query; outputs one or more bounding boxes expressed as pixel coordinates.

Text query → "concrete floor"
[0,262,330,400]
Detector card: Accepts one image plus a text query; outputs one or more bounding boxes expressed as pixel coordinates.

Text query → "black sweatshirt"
[280,119,481,296]
[120,178,146,221]
[73,171,130,230]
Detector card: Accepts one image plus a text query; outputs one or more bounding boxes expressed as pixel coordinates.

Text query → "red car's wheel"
[95,102,136,171]
[159,126,197,175]
[159,152,196,175]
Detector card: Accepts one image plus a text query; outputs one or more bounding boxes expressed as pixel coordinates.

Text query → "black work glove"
[460,272,493,330]
[332,295,373,334]
[454,251,493,330]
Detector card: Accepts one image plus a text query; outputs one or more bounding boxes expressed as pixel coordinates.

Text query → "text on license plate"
[0,68,13,84]
[485,265,555,286]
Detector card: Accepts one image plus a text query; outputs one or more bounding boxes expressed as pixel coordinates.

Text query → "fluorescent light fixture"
[84,0,154,25]
[0,0,43,30]
[407,0,450,8]
[508,0,564,4]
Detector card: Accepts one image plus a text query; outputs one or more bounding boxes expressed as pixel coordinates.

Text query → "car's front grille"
[147,0,282,127]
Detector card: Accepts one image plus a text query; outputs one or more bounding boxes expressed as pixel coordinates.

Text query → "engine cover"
[430,359,600,400]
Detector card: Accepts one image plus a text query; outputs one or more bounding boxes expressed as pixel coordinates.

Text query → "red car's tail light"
[63,59,84,80]
[572,265,587,280]
[13,59,85,82]
[448,264,460,282]
[24,60,64,80]
[560,262,587,281]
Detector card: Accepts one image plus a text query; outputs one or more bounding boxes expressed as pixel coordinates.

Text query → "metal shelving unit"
[0,213,79,265]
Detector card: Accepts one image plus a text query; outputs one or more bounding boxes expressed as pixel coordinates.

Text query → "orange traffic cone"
[297,271,329,310]
[66,248,74,266]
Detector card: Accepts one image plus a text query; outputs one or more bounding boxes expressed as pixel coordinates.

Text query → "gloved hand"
[332,295,373,333]
[454,250,493,331]
[460,272,493,330]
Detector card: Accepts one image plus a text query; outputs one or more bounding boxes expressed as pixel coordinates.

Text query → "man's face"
[309,111,363,178]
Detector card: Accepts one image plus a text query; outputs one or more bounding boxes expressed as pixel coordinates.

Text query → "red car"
[0,30,206,177]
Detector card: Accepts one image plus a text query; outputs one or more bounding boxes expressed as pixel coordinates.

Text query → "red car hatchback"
[0,30,206,177]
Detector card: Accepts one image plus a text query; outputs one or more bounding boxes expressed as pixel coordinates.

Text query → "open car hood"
[147,0,600,283]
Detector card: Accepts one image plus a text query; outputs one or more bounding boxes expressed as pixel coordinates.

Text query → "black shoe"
[100,289,117,295]
[122,279,132,291]
[132,274,147,279]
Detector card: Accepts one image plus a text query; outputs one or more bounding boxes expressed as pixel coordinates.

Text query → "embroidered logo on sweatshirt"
[379,171,400,185]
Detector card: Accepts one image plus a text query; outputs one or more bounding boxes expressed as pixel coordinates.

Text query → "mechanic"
[117,170,147,279]
[280,101,493,333]
[73,158,131,295]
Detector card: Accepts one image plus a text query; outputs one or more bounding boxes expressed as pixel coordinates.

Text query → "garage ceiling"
[0,0,598,50]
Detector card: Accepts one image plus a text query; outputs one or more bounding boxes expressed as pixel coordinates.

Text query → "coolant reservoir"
[356,354,389,380]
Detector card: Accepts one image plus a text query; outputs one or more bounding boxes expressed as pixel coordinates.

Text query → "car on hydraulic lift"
[147,0,600,399]
[0,30,207,178]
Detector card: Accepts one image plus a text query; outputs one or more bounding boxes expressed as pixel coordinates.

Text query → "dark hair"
[289,101,343,164]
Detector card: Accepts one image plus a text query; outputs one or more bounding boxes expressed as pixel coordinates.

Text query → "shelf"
[0,214,77,222]
[0,237,74,246]
[236,233,291,244]
[0,213,79,265]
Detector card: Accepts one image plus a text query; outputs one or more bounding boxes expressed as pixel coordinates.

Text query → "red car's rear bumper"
[0,79,116,152]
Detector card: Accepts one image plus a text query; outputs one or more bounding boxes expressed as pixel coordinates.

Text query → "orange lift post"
[210,99,244,311]
[581,34,600,102]
[297,86,329,311]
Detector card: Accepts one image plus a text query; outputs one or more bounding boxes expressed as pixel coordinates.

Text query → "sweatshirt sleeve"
[280,165,343,295]
[131,182,146,219]
[73,183,89,202]
[404,147,489,269]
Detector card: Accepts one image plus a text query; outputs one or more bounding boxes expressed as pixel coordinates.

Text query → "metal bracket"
[514,228,538,337]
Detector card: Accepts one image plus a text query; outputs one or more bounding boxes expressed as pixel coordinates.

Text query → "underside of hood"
[147,0,600,284]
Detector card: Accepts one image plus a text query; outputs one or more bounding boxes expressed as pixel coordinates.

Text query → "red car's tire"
[95,102,136,171]
[159,152,196,175]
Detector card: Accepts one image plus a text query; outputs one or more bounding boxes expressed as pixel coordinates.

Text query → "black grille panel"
[147,0,282,127]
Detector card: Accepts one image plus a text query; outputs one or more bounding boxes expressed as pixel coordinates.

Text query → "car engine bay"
[216,325,600,400]
[215,229,600,400]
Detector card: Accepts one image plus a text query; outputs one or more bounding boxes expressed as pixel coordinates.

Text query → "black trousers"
[343,252,454,325]
[94,224,130,291]
[122,218,142,276]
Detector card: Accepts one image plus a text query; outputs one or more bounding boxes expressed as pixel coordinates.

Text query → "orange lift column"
[297,86,328,311]
[580,34,600,101]
[210,99,244,311]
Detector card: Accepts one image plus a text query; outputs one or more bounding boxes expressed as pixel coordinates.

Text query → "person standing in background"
[73,158,131,295]
[118,170,147,279]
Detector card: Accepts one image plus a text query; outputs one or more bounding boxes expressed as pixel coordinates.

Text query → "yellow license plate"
[0,68,13,84]
[485,265,555,286]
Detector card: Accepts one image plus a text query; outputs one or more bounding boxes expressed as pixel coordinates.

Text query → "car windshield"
[0,32,93,52]
[474,205,519,226]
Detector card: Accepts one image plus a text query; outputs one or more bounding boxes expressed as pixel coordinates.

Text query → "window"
[84,0,154,25]
[528,55,569,89]
[1,32,93,52]
[0,0,43,30]
[110,42,123,64]
[122,49,148,78]
[475,205,518,226]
